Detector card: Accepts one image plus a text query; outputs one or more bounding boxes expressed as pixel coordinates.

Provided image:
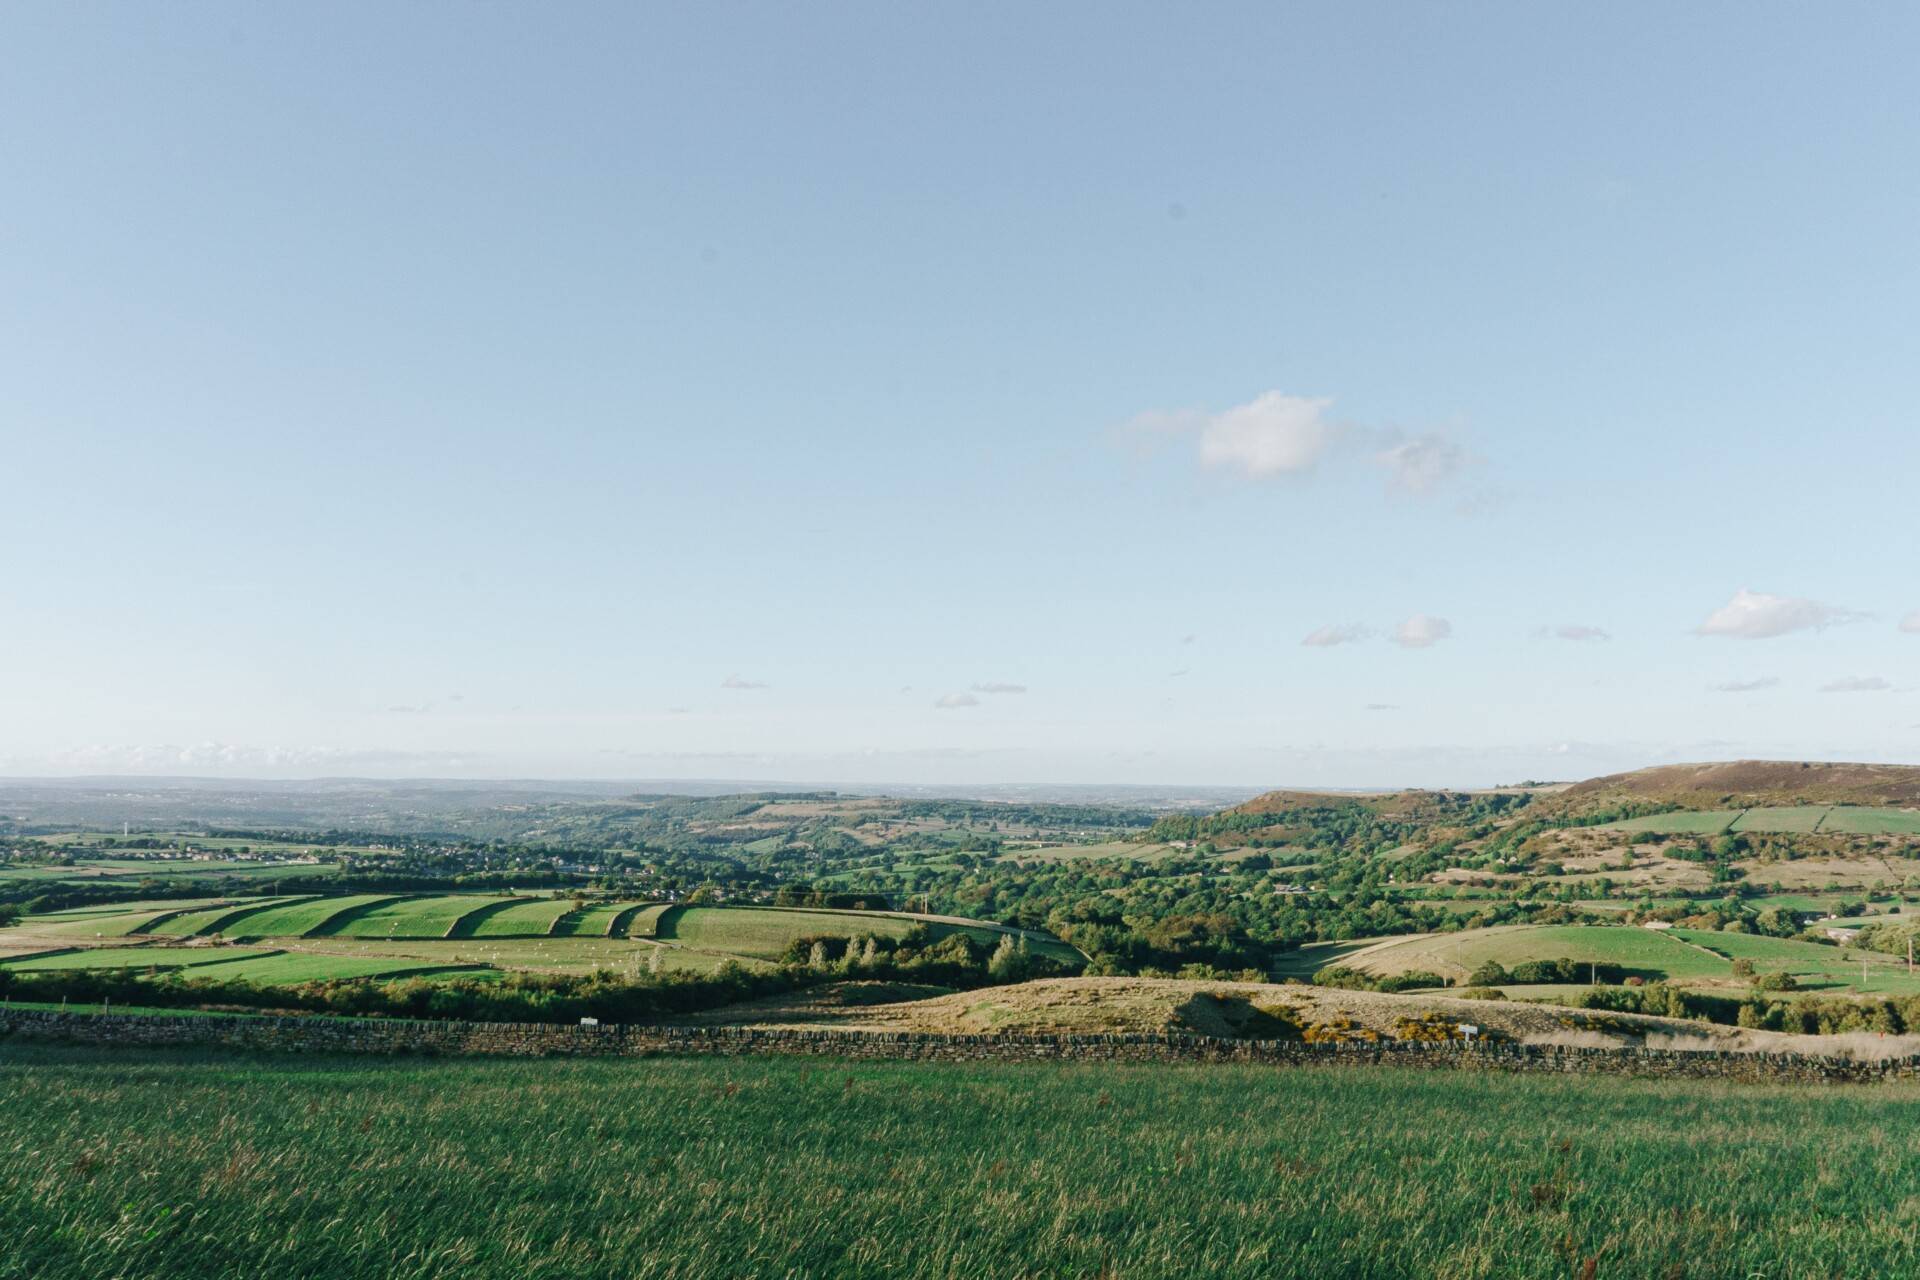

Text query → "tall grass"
[4,1046,1918,1278]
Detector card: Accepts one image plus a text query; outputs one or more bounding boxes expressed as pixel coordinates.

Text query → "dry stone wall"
[4,1007,1918,1082]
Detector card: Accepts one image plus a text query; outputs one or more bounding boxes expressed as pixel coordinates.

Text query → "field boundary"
[2,1007,1917,1082]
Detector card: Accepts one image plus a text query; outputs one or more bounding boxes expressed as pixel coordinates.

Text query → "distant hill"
[1224,787,1533,823]
[1547,761,1920,815]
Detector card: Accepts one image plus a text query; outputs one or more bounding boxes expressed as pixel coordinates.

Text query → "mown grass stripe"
[301,895,415,938]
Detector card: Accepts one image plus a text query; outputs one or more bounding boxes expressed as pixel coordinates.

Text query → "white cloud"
[1695,589,1856,640]
[1122,392,1477,500]
[720,674,769,690]
[1538,624,1610,642]
[934,692,980,709]
[1302,623,1368,647]
[1392,615,1453,649]
[1196,392,1335,478]
[1712,677,1780,693]
[1902,612,1920,635]
[1376,434,1467,494]
[970,682,1027,695]
[1365,703,1397,711]
[1821,676,1892,693]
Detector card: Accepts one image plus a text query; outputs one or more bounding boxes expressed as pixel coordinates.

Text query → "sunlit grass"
[4,1046,1920,1278]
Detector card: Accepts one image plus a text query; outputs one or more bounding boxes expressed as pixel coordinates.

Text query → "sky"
[2,4,1917,789]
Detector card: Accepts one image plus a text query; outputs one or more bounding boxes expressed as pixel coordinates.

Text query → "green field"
[1672,929,1920,995]
[0,946,274,973]
[309,895,517,939]
[459,898,575,938]
[23,906,207,939]
[548,902,627,937]
[1339,924,1735,983]
[144,897,309,937]
[185,952,486,984]
[1601,806,1920,838]
[655,905,921,959]
[1600,811,1740,835]
[1731,806,1832,834]
[218,894,403,938]
[616,903,674,938]
[1825,806,1920,835]
[8,1045,1920,1278]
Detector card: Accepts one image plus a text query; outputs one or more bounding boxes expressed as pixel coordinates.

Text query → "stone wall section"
[5,1008,1919,1082]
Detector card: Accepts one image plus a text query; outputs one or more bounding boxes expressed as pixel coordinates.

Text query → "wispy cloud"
[720,674,769,690]
[970,681,1027,695]
[1365,703,1398,711]
[934,692,980,709]
[1696,589,1857,640]
[1302,623,1368,648]
[1188,393,1334,478]
[385,703,432,715]
[1392,614,1453,649]
[1821,675,1892,693]
[1712,677,1780,693]
[1537,624,1610,642]
[24,743,473,773]
[1376,434,1467,494]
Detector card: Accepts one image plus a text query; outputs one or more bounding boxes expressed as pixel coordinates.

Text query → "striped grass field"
[220,894,406,939]
[144,898,310,937]
[312,896,518,939]
[4,1046,1920,1279]
[550,902,639,937]
[615,903,674,938]
[461,899,576,938]
[0,947,275,973]
[654,906,923,960]
[1336,924,1735,983]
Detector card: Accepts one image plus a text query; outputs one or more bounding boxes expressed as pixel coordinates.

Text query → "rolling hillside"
[1549,761,1920,815]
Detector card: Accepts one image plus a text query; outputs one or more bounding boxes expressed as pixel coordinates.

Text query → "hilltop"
[1547,761,1920,816]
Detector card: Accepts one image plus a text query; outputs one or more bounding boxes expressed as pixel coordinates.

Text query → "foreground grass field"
[5,1045,1920,1279]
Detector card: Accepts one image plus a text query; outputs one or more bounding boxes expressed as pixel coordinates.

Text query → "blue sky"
[3,4,1916,787]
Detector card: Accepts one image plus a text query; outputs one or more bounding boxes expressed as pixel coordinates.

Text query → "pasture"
[0,946,274,974]
[615,903,674,937]
[1333,924,1733,983]
[7,1045,1920,1279]
[2,896,1078,992]
[550,902,637,937]
[1672,929,1920,996]
[456,898,575,938]
[655,905,922,960]
[1600,806,1920,839]
[309,895,518,939]
[1600,810,1738,835]
[185,951,486,984]
[222,894,404,938]
[144,897,312,936]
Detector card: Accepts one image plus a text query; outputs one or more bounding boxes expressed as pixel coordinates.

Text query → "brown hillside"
[679,976,1830,1052]
[1551,761,1920,814]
